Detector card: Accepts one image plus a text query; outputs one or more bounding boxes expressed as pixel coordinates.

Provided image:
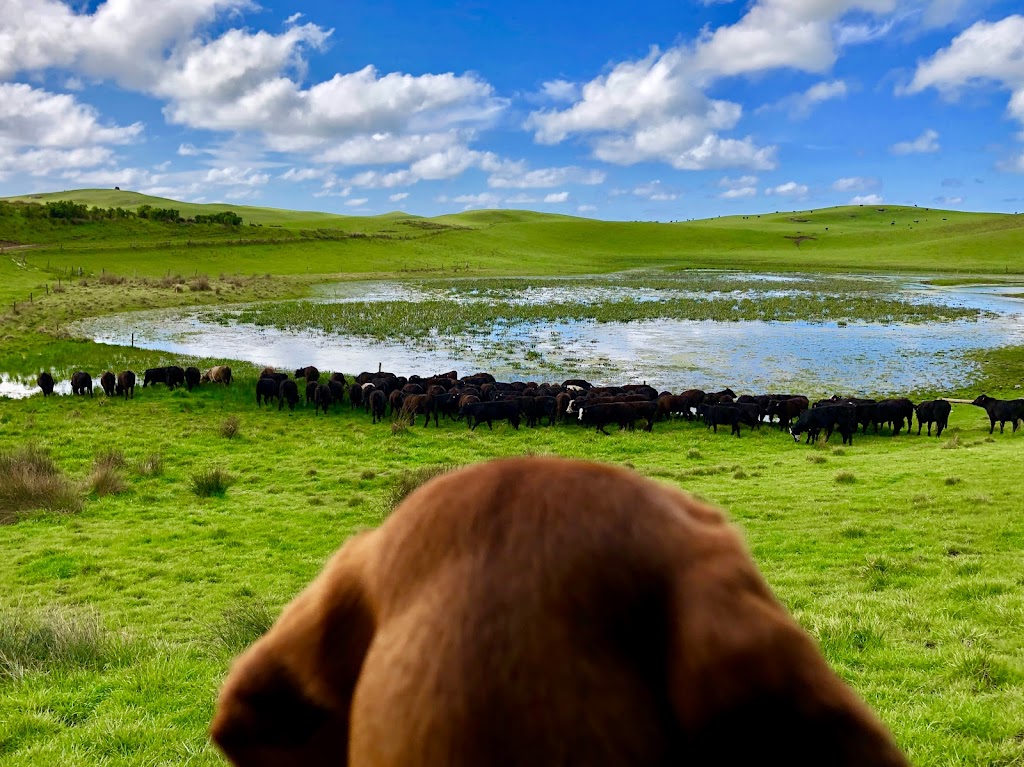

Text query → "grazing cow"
[255,377,279,407]
[116,370,136,400]
[790,405,856,445]
[577,402,637,435]
[211,457,910,767]
[165,365,185,391]
[348,383,363,411]
[71,371,93,397]
[915,400,951,437]
[872,398,915,436]
[401,394,438,427]
[143,367,167,387]
[402,383,425,395]
[388,389,405,416]
[37,372,55,397]
[260,369,290,384]
[279,379,300,411]
[766,396,809,430]
[305,381,318,407]
[459,400,521,431]
[971,394,1024,434]
[314,384,333,416]
[184,366,201,391]
[328,380,346,409]
[329,372,347,386]
[203,366,233,385]
[554,391,573,423]
[369,390,387,424]
[99,371,116,397]
[700,404,759,437]
[297,366,320,383]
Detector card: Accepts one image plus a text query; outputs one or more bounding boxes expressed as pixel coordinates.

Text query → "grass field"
[2,191,1024,766]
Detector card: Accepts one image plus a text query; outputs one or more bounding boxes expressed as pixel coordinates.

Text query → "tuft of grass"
[384,464,458,512]
[942,434,962,450]
[807,454,827,464]
[732,469,748,480]
[208,601,275,655]
[834,470,856,484]
[945,476,962,486]
[88,463,126,497]
[391,410,413,435]
[360,469,376,480]
[188,275,212,292]
[686,448,702,459]
[97,272,125,286]
[0,443,81,521]
[831,447,846,456]
[135,453,164,477]
[0,607,134,681]
[190,467,234,498]
[220,415,241,439]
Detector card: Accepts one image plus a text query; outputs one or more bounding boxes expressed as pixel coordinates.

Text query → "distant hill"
[2,189,355,227]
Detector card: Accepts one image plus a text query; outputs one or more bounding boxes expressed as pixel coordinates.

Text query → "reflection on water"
[58,273,1024,395]
[0,374,73,399]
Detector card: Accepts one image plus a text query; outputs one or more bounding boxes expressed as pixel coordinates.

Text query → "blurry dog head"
[211,457,908,767]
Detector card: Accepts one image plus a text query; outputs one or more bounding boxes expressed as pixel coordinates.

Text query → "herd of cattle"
[34,364,1024,443]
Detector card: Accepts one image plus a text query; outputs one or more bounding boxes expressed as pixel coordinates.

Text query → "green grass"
[1,192,1024,765]
[1,382,1023,765]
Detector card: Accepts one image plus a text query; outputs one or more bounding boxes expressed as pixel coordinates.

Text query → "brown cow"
[202,365,233,385]
[211,457,909,767]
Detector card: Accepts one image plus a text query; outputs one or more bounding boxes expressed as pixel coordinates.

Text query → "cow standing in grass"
[915,400,951,437]
[71,371,93,397]
[37,372,55,397]
[116,370,136,400]
[971,394,1024,434]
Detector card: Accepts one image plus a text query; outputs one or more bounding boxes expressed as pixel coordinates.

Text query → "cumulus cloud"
[543,191,569,203]
[907,15,1024,133]
[717,174,758,199]
[0,83,141,179]
[832,176,879,192]
[890,128,940,154]
[540,79,579,102]
[850,193,884,204]
[633,181,678,201]
[388,192,409,202]
[344,197,369,206]
[452,191,500,209]
[765,181,809,198]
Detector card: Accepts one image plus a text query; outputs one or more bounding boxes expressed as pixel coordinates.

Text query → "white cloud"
[388,192,409,202]
[280,167,325,182]
[832,176,879,192]
[577,204,597,212]
[717,174,758,199]
[890,128,940,155]
[935,195,963,205]
[540,79,579,102]
[452,192,500,209]
[765,181,809,198]
[285,12,304,24]
[544,191,569,203]
[907,16,1024,130]
[487,163,605,189]
[850,193,884,204]
[504,193,538,204]
[344,197,369,206]
[317,131,463,165]
[762,80,848,119]
[633,181,678,201]
[178,143,201,156]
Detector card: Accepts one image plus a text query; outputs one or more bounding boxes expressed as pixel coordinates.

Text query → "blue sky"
[1,0,1023,220]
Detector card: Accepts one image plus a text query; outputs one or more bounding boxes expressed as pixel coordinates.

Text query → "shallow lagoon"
[9,272,1004,398]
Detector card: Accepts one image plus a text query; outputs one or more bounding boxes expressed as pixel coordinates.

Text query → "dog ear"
[663,519,909,766]
[210,533,377,767]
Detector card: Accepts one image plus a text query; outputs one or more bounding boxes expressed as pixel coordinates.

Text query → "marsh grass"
[383,464,459,513]
[88,450,127,496]
[0,443,81,521]
[835,470,856,484]
[135,452,164,477]
[220,415,241,439]
[190,467,234,497]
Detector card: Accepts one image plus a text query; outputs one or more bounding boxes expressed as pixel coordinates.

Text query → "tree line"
[0,199,243,227]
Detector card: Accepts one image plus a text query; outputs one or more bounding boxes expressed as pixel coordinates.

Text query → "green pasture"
[2,191,1024,766]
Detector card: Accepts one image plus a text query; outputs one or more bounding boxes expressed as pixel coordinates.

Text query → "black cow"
[279,379,300,411]
[697,404,759,437]
[766,396,809,430]
[328,380,346,409]
[314,384,333,415]
[329,372,347,386]
[790,405,856,445]
[143,367,167,387]
[37,372,55,397]
[71,371,93,397]
[184,366,201,391]
[369,390,387,424]
[460,400,521,431]
[99,371,116,397]
[348,383,363,410]
[401,394,438,427]
[261,370,290,384]
[915,399,951,436]
[305,380,318,406]
[971,394,1024,434]
[872,398,915,435]
[256,377,280,407]
[166,366,186,391]
[576,403,637,435]
[115,370,136,400]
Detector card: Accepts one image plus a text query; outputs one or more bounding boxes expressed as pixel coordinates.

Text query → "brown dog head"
[211,457,909,767]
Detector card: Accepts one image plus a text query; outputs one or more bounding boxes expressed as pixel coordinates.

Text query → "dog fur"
[211,456,909,767]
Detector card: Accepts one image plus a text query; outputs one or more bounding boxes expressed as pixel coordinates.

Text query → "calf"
[256,377,279,407]
[915,399,951,437]
[37,372,55,397]
[99,371,116,397]
[184,366,201,391]
[314,384,333,415]
[279,379,300,411]
[971,394,1024,434]
[115,370,136,400]
[71,371,93,397]
[369,390,387,424]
